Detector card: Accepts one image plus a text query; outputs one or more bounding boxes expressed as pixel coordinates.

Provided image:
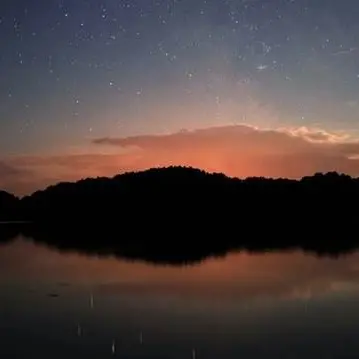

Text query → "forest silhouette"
[1,166,359,264]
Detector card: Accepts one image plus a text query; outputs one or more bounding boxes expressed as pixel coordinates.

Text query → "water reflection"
[1,237,359,358]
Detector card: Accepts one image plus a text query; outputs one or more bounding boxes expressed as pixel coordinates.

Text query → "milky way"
[1,1,359,193]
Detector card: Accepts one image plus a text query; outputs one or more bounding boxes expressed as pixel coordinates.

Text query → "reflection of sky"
[1,238,359,302]
[2,239,359,358]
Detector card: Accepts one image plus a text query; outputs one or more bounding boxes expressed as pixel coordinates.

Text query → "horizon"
[0,163,356,199]
[3,123,359,196]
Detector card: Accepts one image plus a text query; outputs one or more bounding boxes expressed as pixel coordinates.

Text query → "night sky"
[2,0,359,194]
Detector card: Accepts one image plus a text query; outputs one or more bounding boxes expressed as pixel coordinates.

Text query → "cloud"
[0,154,128,196]
[0,161,33,195]
[283,126,350,143]
[91,124,359,178]
[0,161,25,178]
[2,124,359,196]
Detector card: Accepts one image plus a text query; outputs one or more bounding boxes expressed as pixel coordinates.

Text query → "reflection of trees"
[0,224,22,244]
[11,223,359,266]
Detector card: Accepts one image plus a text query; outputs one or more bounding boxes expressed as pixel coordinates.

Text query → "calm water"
[1,237,359,358]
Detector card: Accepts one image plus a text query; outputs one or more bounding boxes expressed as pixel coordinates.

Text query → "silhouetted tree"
[0,190,20,222]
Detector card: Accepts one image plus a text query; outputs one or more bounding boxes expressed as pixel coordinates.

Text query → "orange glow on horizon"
[2,124,359,195]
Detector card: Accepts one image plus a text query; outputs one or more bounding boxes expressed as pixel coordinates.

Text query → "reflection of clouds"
[1,240,359,304]
[289,287,313,301]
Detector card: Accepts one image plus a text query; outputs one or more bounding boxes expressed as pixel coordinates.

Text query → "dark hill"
[17,166,359,235]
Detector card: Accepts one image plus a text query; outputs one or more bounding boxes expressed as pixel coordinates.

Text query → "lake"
[1,236,359,358]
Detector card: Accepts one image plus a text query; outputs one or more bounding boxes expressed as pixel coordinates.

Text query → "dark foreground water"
[1,237,359,358]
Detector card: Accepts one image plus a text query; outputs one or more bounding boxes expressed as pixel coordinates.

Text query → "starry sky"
[2,0,359,194]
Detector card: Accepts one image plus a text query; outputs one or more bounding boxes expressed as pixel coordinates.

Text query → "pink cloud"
[92,124,359,177]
